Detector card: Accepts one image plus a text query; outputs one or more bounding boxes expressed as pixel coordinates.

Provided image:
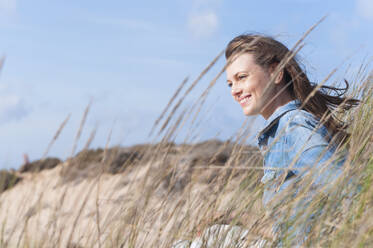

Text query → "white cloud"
[92,17,154,33]
[187,0,221,38]
[187,11,218,38]
[282,0,323,2]
[0,0,16,13]
[0,95,28,124]
[192,0,223,8]
[0,83,29,124]
[356,0,373,19]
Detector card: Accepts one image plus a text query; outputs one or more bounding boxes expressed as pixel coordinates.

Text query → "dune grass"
[0,20,373,247]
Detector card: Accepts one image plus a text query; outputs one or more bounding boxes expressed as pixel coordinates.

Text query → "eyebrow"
[227,70,248,82]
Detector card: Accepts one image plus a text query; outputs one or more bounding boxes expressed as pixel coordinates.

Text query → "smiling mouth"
[239,95,251,105]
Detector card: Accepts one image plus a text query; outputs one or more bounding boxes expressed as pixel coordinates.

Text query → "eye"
[227,83,232,88]
[238,74,247,80]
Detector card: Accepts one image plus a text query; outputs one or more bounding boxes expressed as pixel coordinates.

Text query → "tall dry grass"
[0,20,373,248]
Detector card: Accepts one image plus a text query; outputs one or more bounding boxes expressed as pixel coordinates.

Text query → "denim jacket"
[257,100,345,207]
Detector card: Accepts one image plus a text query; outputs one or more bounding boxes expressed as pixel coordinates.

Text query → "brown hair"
[225,34,359,145]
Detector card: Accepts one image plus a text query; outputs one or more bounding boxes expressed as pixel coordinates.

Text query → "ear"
[274,69,283,84]
[269,64,283,85]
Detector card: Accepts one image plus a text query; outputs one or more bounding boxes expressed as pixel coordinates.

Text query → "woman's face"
[226,53,276,118]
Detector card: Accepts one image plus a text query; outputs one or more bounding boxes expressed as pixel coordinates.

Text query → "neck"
[261,91,294,120]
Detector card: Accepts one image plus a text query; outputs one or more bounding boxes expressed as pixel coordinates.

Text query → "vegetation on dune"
[0,170,21,193]
[19,158,62,173]
[1,22,373,247]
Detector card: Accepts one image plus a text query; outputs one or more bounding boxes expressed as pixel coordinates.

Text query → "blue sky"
[0,0,373,169]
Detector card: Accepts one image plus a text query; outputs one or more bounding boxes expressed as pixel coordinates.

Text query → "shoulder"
[278,109,327,135]
[277,109,331,148]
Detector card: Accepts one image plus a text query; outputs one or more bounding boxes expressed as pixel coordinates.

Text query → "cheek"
[242,80,255,92]
[255,76,271,95]
[245,79,261,95]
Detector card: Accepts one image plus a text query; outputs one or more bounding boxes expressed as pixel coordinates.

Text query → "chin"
[242,106,258,116]
[243,110,254,116]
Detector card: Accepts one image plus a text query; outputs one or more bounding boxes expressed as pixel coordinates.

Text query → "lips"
[239,95,251,106]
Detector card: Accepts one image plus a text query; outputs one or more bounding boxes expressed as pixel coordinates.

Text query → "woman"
[225,34,359,245]
[226,34,358,204]
[173,34,359,248]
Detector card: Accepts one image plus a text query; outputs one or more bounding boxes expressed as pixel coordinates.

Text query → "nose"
[231,84,242,98]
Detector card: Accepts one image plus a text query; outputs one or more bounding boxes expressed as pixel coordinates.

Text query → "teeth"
[240,96,250,104]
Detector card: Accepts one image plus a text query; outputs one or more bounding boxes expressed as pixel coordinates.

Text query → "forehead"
[226,53,259,76]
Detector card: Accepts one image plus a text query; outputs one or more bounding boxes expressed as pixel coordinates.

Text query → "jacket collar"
[257,99,301,141]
